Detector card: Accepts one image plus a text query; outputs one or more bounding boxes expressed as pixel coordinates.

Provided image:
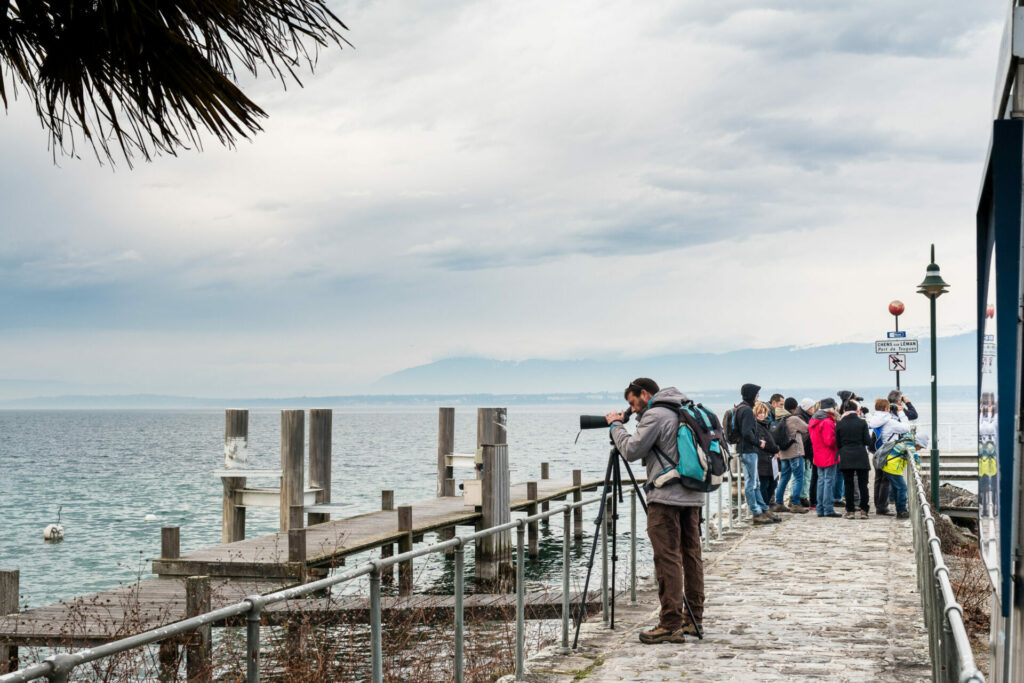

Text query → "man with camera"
[605,378,705,644]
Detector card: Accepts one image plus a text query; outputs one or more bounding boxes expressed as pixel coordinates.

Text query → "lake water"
[0,401,979,609]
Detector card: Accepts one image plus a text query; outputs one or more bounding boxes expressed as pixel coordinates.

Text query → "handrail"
[907,457,985,683]
[0,494,610,683]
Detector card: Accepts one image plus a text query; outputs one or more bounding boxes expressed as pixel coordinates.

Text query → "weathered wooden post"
[0,570,18,674]
[280,410,304,532]
[222,410,248,543]
[381,490,395,585]
[397,505,414,596]
[185,576,212,683]
[477,443,511,585]
[161,527,180,560]
[540,462,550,517]
[437,408,457,551]
[527,481,539,559]
[572,469,584,539]
[307,409,332,526]
[477,407,507,453]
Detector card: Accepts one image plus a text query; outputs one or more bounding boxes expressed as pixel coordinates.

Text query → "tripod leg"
[572,454,615,649]
[610,459,621,629]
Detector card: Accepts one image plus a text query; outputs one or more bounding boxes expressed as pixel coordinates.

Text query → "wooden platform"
[0,576,604,647]
[153,478,603,580]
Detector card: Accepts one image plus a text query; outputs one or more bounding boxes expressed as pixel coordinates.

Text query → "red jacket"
[808,413,839,467]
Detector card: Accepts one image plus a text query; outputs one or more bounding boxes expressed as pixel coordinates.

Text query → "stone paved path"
[519,510,931,682]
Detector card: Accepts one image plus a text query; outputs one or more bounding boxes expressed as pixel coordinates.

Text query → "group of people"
[602,377,923,645]
[734,383,921,523]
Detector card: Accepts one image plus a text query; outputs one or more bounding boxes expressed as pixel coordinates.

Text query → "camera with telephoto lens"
[579,407,632,430]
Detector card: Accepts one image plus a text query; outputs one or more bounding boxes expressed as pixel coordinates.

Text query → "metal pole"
[702,492,710,551]
[515,524,526,681]
[716,486,723,541]
[726,466,734,531]
[370,566,383,683]
[630,490,637,605]
[561,507,571,653]
[737,458,745,522]
[454,543,465,683]
[929,293,940,509]
[895,313,901,391]
[246,603,261,683]
[601,500,609,625]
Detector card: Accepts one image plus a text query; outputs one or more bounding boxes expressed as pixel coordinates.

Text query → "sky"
[0,1,1007,397]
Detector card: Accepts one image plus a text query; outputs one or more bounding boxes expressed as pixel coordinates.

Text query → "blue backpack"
[650,401,729,492]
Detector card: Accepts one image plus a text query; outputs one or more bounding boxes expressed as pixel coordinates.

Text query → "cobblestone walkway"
[520,510,931,682]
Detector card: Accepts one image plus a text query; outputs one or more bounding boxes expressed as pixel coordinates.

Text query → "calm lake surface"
[0,402,978,608]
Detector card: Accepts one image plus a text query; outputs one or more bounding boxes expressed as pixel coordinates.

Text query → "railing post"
[1,569,19,674]
[515,523,526,681]
[561,507,571,653]
[630,491,637,606]
[527,481,539,559]
[245,599,262,683]
[280,410,304,532]
[702,492,711,551]
[381,490,395,585]
[185,576,212,683]
[572,469,583,539]
[222,409,248,543]
[307,409,332,526]
[725,466,734,531]
[398,505,414,596]
[454,541,465,683]
[716,486,723,540]
[370,566,383,683]
[737,458,745,522]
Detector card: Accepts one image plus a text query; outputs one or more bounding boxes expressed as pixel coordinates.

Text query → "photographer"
[605,377,704,644]
[887,390,919,421]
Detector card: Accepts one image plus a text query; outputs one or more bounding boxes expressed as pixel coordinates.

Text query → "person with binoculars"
[604,377,705,644]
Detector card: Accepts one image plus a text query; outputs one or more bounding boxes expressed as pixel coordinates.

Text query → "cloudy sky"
[0,1,1005,396]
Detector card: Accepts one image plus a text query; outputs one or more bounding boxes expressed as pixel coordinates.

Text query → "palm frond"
[0,0,350,164]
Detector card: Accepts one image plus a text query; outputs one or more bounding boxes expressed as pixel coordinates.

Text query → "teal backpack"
[649,401,729,493]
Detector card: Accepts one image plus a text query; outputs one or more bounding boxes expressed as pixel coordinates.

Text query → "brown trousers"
[646,503,705,629]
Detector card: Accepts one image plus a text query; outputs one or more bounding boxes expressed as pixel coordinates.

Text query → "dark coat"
[756,418,779,477]
[836,412,873,470]
[797,408,815,462]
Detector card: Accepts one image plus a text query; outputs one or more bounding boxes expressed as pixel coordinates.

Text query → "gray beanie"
[799,398,815,412]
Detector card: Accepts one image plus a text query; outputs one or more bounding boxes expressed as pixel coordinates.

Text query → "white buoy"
[43,506,65,542]
[144,513,158,522]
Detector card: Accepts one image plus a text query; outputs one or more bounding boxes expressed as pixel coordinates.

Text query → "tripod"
[571,438,702,648]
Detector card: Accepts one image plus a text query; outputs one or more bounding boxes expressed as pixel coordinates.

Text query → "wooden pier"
[0,407,610,674]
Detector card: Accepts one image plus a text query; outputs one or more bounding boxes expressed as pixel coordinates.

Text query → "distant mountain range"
[0,332,978,408]
[372,332,977,395]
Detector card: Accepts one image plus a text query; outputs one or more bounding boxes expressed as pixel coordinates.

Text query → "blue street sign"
[887,331,907,338]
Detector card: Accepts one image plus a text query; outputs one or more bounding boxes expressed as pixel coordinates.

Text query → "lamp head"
[917,244,950,299]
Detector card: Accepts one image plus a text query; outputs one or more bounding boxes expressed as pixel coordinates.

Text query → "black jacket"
[890,401,919,421]
[797,408,815,462]
[836,413,873,470]
[756,418,779,477]
[737,383,761,453]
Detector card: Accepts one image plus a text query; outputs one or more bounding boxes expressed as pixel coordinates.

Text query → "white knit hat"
[799,398,815,412]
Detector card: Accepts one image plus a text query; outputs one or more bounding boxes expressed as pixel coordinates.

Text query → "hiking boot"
[769,503,789,513]
[843,512,856,520]
[679,622,703,637]
[897,511,910,519]
[825,512,843,518]
[876,509,894,516]
[858,510,869,519]
[767,511,782,521]
[752,513,772,525]
[800,498,810,507]
[788,504,809,514]
[639,626,686,644]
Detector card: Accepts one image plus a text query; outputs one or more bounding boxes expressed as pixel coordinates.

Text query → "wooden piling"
[527,481,539,559]
[438,407,455,496]
[280,410,304,532]
[477,444,511,585]
[307,409,332,526]
[380,491,395,585]
[185,576,212,683]
[289,505,305,533]
[161,527,180,560]
[0,570,18,674]
[573,469,583,539]
[397,506,414,596]
[477,407,508,449]
[288,528,307,564]
[222,410,248,544]
[540,463,550,517]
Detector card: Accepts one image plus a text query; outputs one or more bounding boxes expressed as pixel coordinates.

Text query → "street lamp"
[917,243,950,509]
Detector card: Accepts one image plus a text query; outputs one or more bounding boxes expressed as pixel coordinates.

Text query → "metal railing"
[1,493,624,683]
[907,457,985,683]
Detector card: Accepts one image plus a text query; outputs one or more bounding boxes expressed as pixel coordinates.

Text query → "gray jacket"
[610,387,705,507]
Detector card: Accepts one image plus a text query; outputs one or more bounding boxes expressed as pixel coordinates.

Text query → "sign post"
[889,300,905,389]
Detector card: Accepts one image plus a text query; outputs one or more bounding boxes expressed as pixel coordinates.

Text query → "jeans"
[816,465,837,515]
[886,472,908,513]
[776,457,804,505]
[802,458,813,499]
[833,470,844,501]
[741,452,767,515]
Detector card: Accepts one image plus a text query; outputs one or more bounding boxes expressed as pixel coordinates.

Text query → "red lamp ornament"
[889,300,905,317]
[987,304,995,319]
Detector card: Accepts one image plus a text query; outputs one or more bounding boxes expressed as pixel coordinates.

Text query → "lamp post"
[889,300,905,390]
[916,244,950,509]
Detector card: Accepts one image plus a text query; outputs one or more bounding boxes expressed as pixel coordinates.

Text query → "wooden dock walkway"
[152,478,603,580]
